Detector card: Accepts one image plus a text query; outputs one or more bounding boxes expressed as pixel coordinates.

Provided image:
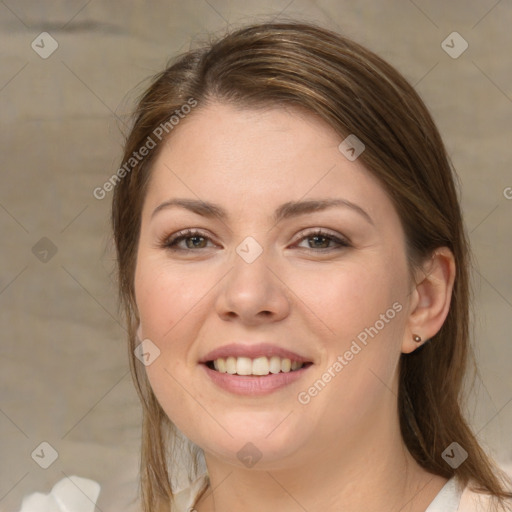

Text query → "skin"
[134,102,456,512]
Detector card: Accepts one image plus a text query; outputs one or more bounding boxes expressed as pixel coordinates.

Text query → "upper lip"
[199,343,312,364]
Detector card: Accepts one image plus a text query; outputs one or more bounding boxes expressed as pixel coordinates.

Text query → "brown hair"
[111,21,512,511]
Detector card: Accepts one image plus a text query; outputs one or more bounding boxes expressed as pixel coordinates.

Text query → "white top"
[18,465,511,511]
[171,473,474,512]
[425,476,464,511]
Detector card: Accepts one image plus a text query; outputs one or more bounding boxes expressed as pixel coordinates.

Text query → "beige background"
[1,1,511,510]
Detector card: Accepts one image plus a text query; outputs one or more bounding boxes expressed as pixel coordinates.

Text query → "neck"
[193,396,448,512]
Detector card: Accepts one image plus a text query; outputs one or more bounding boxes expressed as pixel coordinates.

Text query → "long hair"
[111,21,512,511]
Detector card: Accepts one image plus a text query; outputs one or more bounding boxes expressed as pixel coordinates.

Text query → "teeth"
[226,356,237,374]
[269,356,281,374]
[217,357,226,373]
[236,357,253,376]
[252,357,269,376]
[210,356,305,376]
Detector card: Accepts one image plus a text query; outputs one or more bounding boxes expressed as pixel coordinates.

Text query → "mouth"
[199,343,314,394]
[203,356,313,377]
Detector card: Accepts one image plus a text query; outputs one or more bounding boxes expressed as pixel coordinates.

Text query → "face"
[134,102,415,471]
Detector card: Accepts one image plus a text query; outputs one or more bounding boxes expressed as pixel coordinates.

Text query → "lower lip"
[201,363,312,396]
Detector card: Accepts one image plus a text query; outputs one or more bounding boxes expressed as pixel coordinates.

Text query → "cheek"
[134,258,206,340]
[287,257,406,405]
[284,257,402,343]
[134,259,210,429]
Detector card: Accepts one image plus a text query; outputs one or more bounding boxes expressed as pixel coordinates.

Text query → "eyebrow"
[151,197,374,226]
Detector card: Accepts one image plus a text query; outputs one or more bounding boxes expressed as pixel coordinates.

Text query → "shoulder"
[458,462,512,512]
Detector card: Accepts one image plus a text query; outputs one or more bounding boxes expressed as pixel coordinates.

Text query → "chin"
[189,416,312,470]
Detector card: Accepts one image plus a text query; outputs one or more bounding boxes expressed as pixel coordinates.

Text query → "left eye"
[161,229,351,252]
[295,230,350,251]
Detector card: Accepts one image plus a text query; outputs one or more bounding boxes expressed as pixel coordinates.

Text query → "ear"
[136,323,143,341]
[402,247,456,354]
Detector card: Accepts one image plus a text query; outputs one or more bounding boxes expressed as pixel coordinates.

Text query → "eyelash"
[160,228,351,253]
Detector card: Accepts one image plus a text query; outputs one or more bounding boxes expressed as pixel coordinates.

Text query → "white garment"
[171,474,209,511]
[425,476,463,511]
[17,475,101,512]
[17,465,511,511]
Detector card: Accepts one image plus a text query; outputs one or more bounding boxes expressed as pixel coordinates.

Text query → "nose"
[214,247,291,326]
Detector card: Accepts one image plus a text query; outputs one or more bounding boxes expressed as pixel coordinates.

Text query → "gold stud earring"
[413,334,422,343]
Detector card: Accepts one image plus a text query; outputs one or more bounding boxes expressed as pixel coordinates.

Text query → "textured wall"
[1,1,511,510]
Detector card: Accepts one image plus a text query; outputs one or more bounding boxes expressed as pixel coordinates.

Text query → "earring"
[413,334,422,343]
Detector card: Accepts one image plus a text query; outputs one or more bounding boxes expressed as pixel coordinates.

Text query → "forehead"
[142,102,397,226]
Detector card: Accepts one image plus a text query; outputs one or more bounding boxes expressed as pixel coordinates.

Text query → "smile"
[201,358,313,396]
[206,356,310,376]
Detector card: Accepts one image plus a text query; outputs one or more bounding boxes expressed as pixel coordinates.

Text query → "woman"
[111,22,512,512]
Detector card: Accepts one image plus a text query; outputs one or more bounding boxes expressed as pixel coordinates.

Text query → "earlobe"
[402,247,456,354]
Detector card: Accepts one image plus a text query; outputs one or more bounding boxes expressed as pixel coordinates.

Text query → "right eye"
[160,229,215,251]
